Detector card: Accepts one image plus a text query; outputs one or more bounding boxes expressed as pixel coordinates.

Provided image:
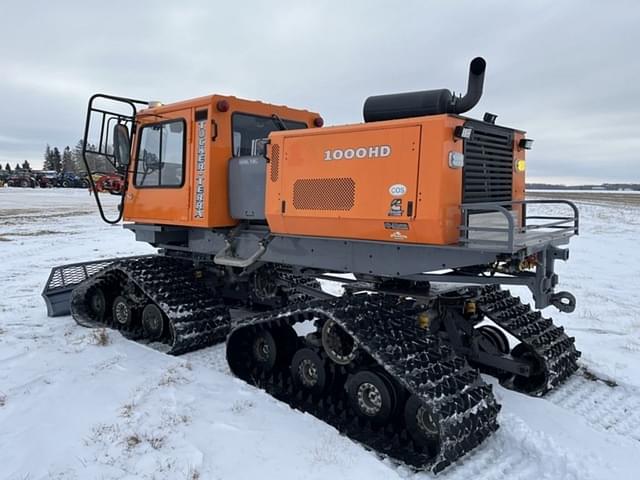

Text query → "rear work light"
[519,138,534,150]
[313,117,324,127]
[454,125,473,140]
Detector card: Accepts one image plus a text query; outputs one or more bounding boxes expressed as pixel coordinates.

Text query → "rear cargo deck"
[461,200,579,251]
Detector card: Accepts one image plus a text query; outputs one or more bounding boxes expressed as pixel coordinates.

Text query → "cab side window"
[135,120,185,187]
[232,113,307,157]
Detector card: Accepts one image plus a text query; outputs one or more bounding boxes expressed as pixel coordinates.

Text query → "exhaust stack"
[363,57,486,122]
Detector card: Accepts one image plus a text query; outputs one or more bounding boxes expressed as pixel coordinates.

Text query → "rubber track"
[227,294,501,473]
[70,255,230,355]
[476,285,581,395]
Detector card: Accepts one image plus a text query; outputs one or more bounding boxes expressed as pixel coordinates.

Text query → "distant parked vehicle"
[7,172,37,188]
[94,172,125,195]
[0,170,10,187]
[33,170,58,188]
[57,172,89,188]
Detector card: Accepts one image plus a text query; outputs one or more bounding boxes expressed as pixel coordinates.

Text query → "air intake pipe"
[363,57,486,122]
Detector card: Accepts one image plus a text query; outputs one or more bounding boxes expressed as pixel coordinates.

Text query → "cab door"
[124,108,192,225]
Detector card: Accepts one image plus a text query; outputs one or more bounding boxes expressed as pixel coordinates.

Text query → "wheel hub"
[298,359,318,387]
[253,338,271,363]
[322,320,357,365]
[114,302,129,324]
[416,405,439,436]
[357,382,383,416]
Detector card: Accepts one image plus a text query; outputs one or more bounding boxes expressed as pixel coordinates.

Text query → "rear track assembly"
[226,294,500,473]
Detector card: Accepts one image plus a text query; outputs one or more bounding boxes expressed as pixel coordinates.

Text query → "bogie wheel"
[251,329,278,372]
[510,343,547,393]
[291,348,329,394]
[142,303,165,340]
[346,370,398,424]
[477,325,510,354]
[404,395,441,455]
[112,296,132,327]
[322,319,357,366]
[88,287,108,322]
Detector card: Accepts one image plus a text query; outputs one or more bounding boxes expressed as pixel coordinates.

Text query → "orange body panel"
[123,95,319,228]
[266,115,465,245]
[122,94,528,248]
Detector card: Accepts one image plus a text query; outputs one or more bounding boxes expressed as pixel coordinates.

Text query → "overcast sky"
[1,0,638,184]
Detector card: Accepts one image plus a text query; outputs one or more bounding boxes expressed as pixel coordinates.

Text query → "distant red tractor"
[93,173,124,194]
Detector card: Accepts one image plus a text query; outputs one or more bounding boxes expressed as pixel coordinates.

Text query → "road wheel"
[20,179,28,188]
[81,180,89,188]
[62,180,69,188]
[88,287,108,322]
[346,370,398,423]
[250,329,278,372]
[291,348,328,394]
[142,303,164,340]
[112,296,132,327]
[404,395,440,455]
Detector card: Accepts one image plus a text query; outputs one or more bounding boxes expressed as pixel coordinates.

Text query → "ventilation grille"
[270,144,280,182]
[463,121,514,204]
[293,177,355,211]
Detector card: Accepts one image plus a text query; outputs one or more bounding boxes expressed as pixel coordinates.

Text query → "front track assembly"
[226,294,500,473]
[475,286,581,395]
[70,256,231,354]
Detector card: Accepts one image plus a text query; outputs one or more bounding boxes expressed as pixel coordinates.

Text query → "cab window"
[232,113,306,157]
[135,120,185,187]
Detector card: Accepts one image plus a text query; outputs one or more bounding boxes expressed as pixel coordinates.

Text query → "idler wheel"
[142,303,165,340]
[88,287,108,321]
[251,329,278,372]
[346,370,397,423]
[112,296,132,327]
[478,325,510,354]
[291,348,328,394]
[321,319,357,365]
[404,395,441,455]
[510,343,547,393]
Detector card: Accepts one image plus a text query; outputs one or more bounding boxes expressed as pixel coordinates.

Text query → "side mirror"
[113,124,131,167]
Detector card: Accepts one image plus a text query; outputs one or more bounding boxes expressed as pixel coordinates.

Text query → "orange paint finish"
[123,95,318,228]
[266,115,466,245]
[512,131,527,226]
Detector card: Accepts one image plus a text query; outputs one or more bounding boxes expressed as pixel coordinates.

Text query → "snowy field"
[1,187,639,480]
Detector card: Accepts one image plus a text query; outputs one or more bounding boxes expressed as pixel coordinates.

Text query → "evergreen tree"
[43,144,55,170]
[15,163,20,171]
[22,160,31,171]
[72,139,87,173]
[5,163,11,172]
[51,147,62,173]
[61,146,75,172]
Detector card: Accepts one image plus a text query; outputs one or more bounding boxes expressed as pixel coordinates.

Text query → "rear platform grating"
[463,121,514,204]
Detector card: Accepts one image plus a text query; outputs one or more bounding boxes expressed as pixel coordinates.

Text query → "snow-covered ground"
[1,187,639,480]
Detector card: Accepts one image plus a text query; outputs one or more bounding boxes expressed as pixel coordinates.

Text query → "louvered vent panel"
[270,144,280,182]
[293,177,355,211]
[463,121,514,204]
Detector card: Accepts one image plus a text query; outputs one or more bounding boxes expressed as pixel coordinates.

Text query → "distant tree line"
[42,140,114,174]
[1,139,116,175]
[1,160,32,172]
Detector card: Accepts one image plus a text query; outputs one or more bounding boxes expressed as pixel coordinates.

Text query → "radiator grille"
[270,144,280,182]
[463,121,514,204]
[293,177,355,211]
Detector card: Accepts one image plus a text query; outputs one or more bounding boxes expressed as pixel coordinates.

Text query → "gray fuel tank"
[228,155,267,220]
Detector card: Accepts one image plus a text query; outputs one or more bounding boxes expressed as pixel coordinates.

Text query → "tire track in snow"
[431,414,584,480]
[546,372,640,441]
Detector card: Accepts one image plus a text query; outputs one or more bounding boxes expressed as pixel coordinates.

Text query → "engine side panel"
[266,115,465,245]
